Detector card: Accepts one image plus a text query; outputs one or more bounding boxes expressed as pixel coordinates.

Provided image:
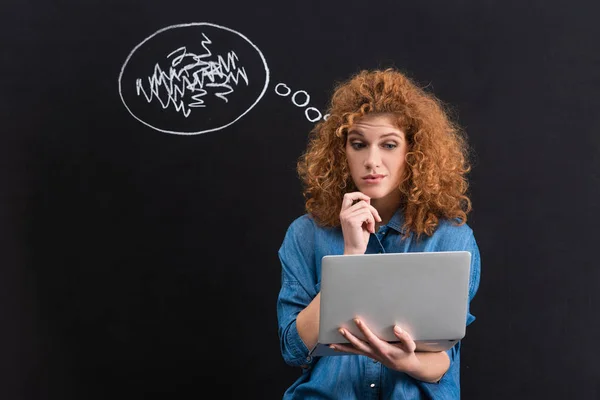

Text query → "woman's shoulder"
[287,213,315,228]
[420,220,476,253]
[433,218,475,242]
[285,213,336,238]
[284,213,318,236]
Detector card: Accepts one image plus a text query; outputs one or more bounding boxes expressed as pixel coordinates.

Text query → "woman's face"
[345,113,408,204]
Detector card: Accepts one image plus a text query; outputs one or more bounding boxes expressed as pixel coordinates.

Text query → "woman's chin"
[359,188,386,199]
[358,187,401,204]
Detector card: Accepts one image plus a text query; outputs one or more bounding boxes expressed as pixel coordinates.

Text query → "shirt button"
[306,356,311,362]
[370,383,376,388]
[372,359,378,364]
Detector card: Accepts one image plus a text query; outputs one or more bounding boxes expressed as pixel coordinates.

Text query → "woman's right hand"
[339,192,382,255]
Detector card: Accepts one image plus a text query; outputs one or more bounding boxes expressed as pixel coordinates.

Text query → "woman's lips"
[362,175,385,184]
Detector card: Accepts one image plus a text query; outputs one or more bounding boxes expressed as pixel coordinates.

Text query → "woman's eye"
[351,142,365,149]
[383,143,397,149]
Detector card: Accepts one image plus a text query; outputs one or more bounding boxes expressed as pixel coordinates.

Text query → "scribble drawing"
[135,34,250,118]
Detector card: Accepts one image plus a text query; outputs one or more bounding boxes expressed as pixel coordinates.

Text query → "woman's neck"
[371,191,403,230]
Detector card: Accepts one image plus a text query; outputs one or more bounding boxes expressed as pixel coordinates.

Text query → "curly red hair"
[297,68,473,238]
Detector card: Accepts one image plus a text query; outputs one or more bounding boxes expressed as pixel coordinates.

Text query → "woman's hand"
[329,318,420,373]
[339,192,382,255]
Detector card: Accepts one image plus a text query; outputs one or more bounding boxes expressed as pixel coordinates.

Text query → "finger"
[365,217,375,234]
[345,207,374,224]
[350,203,382,225]
[368,205,382,223]
[343,201,381,226]
[354,319,383,343]
[329,343,362,355]
[341,192,371,210]
[339,327,371,353]
[393,326,417,353]
[345,209,376,233]
[343,199,371,215]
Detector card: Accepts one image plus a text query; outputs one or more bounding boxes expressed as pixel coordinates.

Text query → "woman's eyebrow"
[348,131,403,139]
[380,132,403,139]
[347,130,404,143]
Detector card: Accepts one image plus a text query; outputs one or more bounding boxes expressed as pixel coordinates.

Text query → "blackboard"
[2,0,600,399]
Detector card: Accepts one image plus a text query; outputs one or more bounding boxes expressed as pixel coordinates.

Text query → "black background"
[2,0,600,399]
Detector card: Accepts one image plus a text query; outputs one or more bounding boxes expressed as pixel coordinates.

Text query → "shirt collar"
[385,207,406,233]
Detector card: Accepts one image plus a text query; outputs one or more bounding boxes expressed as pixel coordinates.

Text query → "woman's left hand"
[330,318,420,373]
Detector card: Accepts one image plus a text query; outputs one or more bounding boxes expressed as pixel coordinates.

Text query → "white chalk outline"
[118,22,270,136]
[305,107,322,122]
[274,83,291,96]
[291,90,310,108]
[275,83,327,122]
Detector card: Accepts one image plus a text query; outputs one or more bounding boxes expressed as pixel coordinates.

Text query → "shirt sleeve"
[276,216,319,367]
[466,232,481,326]
[441,228,481,382]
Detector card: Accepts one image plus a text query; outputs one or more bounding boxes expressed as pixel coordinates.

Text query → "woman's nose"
[364,147,381,169]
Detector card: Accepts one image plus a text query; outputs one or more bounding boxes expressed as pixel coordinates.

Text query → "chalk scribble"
[135,34,250,118]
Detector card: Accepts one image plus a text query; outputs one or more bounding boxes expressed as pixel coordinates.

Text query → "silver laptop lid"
[315,251,471,355]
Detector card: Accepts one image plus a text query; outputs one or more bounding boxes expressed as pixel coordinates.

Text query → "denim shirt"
[276,208,481,400]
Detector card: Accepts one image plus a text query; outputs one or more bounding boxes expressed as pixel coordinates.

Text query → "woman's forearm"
[295,293,321,350]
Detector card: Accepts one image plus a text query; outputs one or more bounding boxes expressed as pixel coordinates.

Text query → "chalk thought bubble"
[118,23,270,135]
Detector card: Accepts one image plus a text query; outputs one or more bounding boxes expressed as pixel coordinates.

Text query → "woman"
[276,68,481,399]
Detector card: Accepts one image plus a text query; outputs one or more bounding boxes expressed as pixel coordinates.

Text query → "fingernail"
[354,318,361,326]
[394,325,403,333]
[330,345,336,350]
[339,328,346,336]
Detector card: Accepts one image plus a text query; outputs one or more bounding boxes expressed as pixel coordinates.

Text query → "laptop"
[309,251,471,357]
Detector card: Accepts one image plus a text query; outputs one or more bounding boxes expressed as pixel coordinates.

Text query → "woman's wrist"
[402,352,448,383]
[343,245,365,255]
[397,353,422,376]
